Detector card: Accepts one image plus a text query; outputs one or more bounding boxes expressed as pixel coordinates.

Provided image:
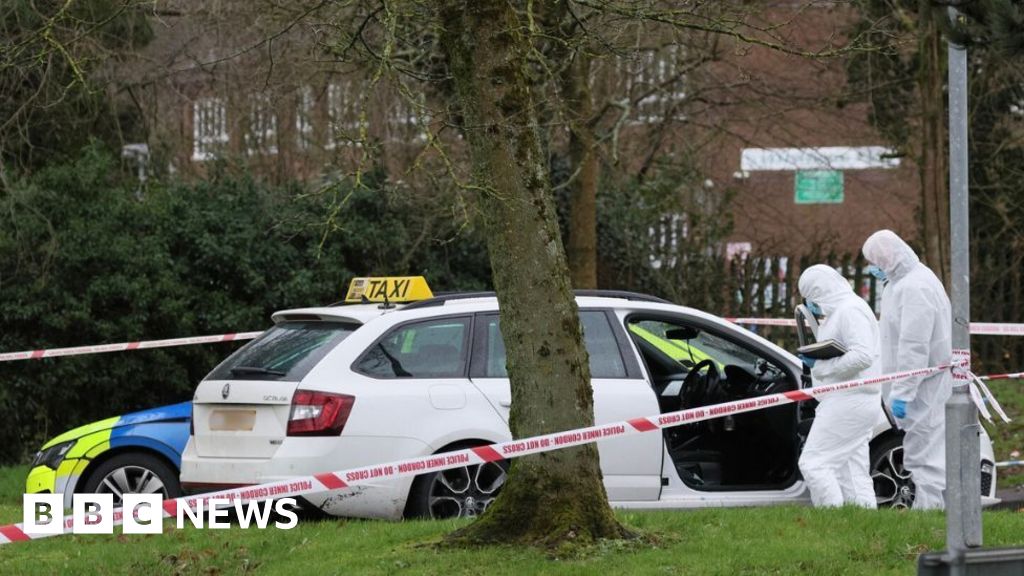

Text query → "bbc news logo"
[23,494,298,535]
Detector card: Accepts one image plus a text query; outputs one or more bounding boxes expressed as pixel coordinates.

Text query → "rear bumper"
[180,435,429,520]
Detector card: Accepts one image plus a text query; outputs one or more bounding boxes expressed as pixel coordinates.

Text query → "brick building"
[697,2,920,260]
[121,2,919,263]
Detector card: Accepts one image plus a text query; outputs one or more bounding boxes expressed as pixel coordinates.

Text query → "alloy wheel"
[872,445,915,509]
[95,465,169,507]
[427,461,507,519]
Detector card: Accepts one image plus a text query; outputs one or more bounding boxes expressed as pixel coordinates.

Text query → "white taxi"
[180,277,998,518]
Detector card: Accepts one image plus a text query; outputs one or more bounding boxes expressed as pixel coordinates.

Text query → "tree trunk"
[917,5,951,289]
[563,52,599,289]
[439,0,629,549]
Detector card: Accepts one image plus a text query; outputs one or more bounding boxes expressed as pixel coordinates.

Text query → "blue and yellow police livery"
[25,402,190,509]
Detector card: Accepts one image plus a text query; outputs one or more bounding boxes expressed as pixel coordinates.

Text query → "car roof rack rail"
[401,290,671,310]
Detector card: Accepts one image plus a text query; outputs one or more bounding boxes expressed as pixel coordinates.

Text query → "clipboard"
[797,339,847,360]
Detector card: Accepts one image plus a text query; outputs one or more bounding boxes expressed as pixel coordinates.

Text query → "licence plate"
[209,409,257,431]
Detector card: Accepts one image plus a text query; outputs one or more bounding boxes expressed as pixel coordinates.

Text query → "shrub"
[0,146,490,463]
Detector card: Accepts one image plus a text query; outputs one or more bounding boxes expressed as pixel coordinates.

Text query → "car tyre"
[869,433,915,509]
[81,452,181,507]
[405,445,508,520]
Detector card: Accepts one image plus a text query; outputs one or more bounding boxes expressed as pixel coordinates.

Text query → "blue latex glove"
[799,354,816,369]
[890,399,907,419]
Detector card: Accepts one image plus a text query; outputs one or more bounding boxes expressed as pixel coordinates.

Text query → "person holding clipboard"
[796,265,883,508]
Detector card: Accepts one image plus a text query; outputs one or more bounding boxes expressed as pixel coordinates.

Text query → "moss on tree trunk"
[438,0,631,549]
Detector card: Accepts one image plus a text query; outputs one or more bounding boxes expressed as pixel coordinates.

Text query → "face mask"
[805,299,822,317]
[867,265,887,282]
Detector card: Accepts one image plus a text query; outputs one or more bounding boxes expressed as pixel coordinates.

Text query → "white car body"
[181,294,998,518]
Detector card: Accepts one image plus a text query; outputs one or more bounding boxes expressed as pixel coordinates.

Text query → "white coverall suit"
[798,265,883,508]
[863,230,952,510]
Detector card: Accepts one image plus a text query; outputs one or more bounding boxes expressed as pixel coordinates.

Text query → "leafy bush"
[0,146,490,463]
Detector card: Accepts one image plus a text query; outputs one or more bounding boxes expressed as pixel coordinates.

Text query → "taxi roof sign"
[345,277,433,304]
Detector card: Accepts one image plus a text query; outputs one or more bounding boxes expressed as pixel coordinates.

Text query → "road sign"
[794,170,843,204]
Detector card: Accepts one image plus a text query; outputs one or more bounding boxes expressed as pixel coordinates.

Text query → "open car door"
[794,304,819,348]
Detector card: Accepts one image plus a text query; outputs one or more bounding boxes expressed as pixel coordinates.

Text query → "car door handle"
[499,399,512,408]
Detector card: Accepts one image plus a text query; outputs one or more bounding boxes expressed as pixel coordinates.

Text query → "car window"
[478,311,627,379]
[355,317,470,379]
[207,321,357,382]
[629,319,763,371]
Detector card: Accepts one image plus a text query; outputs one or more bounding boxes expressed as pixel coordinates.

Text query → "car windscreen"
[206,321,358,382]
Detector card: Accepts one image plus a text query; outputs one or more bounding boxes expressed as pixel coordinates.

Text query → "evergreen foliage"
[0,145,490,463]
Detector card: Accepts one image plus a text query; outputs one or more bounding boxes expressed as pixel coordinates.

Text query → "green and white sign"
[794,170,843,204]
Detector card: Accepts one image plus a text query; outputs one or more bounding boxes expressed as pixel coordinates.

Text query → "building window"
[327,81,361,148]
[296,86,314,151]
[649,213,688,269]
[387,94,429,142]
[246,94,278,156]
[726,242,752,261]
[192,97,228,161]
[622,45,687,124]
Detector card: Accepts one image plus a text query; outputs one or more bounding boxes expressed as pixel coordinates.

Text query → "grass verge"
[0,466,1022,575]
[984,379,1024,489]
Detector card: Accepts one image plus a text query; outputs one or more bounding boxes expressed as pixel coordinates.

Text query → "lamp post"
[944,5,982,570]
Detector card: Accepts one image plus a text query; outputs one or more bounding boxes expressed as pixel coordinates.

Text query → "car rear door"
[469,309,663,502]
[343,315,507,450]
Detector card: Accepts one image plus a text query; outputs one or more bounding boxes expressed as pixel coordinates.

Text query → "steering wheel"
[751,376,782,395]
[680,359,720,409]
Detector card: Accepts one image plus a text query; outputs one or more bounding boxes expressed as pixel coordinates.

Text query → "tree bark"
[917,5,951,289]
[563,52,599,289]
[439,0,629,549]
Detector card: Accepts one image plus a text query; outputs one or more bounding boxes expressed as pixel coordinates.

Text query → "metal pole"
[945,6,982,567]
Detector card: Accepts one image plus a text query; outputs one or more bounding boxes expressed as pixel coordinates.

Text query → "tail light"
[287,391,355,436]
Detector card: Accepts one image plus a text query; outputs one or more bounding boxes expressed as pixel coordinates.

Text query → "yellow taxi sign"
[345,277,433,304]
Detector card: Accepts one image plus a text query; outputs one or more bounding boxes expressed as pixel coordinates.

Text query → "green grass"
[0,465,28,524]
[0,467,1022,575]
[984,379,1024,489]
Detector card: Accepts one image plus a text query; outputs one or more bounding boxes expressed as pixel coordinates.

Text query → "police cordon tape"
[995,460,1024,468]
[953,349,1011,424]
[0,358,1000,546]
[0,332,264,363]
[978,372,1024,382]
[3,320,1024,364]
[726,318,1024,337]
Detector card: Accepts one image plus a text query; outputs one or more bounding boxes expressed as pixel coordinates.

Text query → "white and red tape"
[3,320,1022,364]
[978,372,1024,382]
[726,318,1024,337]
[0,332,263,363]
[0,361,965,545]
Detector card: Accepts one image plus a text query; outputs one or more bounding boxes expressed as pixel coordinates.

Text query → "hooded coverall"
[863,229,952,510]
[798,265,883,508]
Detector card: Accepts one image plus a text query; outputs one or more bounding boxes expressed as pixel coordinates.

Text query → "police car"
[180,277,999,518]
[25,402,189,510]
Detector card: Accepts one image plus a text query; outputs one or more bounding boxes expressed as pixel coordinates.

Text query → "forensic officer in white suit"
[863,229,952,510]
[798,265,882,508]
